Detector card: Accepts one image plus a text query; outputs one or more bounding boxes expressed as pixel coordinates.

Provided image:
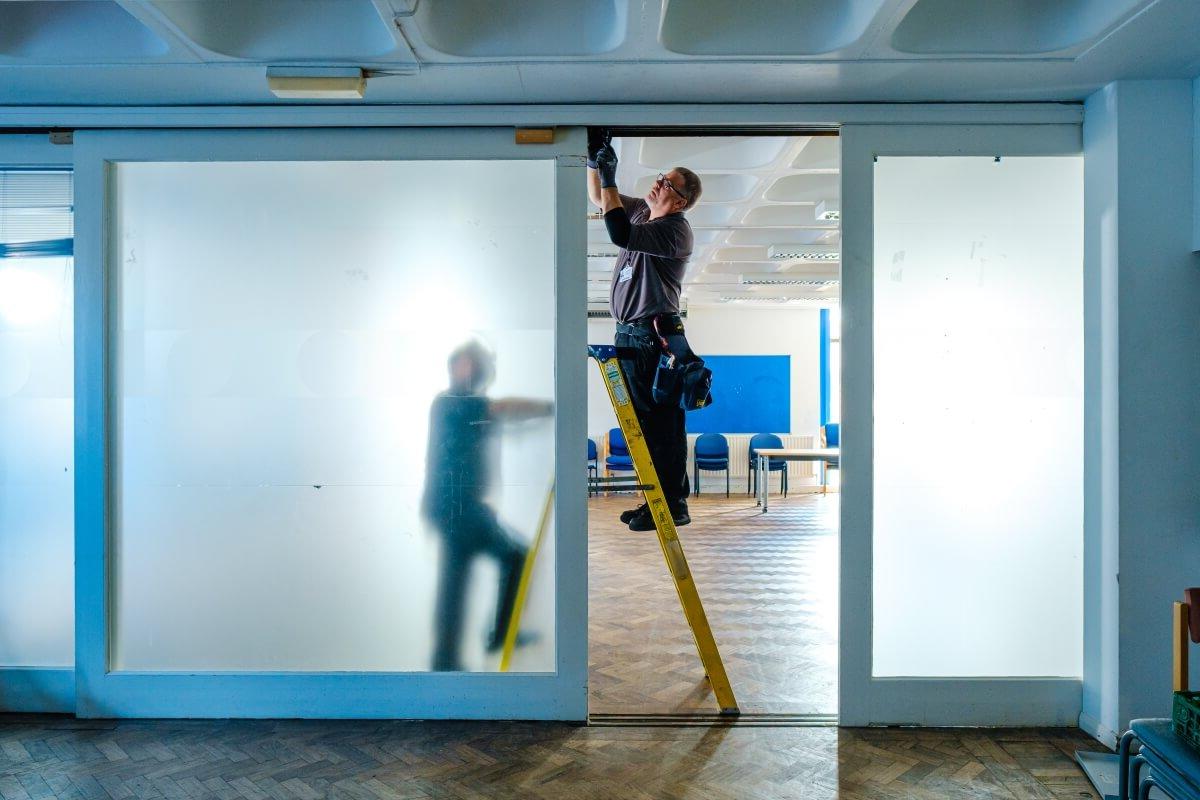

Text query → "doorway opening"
[584,130,841,719]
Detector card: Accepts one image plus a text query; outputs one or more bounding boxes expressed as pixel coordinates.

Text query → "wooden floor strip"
[0,716,1107,799]
[589,492,838,715]
[588,713,839,727]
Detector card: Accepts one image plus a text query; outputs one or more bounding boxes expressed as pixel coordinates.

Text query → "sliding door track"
[588,713,838,728]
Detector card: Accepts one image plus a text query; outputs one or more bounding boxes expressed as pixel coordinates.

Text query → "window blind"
[0,170,73,258]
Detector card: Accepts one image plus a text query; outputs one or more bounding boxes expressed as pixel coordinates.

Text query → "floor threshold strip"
[588,713,838,728]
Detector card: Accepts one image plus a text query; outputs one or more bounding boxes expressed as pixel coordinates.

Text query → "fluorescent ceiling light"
[267,67,366,99]
[720,295,829,303]
[768,244,840,261]
[816,200,840,221]
[740,277,840,286]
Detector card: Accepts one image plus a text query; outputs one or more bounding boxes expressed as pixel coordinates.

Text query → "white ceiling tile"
[892,0,1154,55]
[147,0,400,60]
[790,137,841,171]
[660,0,890,56]
[764,174,840,203]
[0,1,168,61]
[685,204,740,227]
[638,136,790,170]
[414,0,627,57]
[727,228,832,246]
[714,246,770,262]
[631,172,758,203]
[741,205,835,226]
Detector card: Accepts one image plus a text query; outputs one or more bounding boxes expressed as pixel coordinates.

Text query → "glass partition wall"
[871,156,1083,679]
[112,160,557,674]
[838,123,1085,726]
[73,129,587,718]
[0,169,74,675]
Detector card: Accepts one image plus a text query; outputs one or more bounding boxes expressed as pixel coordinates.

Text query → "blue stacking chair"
[822,423,840,448]
[693,433,730,497]
[587,438,599,495]
[748,432,788,497]
[605,427,635,477]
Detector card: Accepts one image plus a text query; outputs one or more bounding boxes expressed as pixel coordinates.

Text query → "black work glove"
[586,128,611,169]
[595,144,618,189]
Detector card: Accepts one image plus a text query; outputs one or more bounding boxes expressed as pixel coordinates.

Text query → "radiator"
[598,431,816,491]
[705,434,816,486]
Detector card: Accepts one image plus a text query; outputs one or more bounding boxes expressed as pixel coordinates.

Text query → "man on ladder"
[587,131,704,531]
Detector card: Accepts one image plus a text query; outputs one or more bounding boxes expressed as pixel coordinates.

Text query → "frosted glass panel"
[872,157,1082,677]
[113,161,556,672]
[0,257,74,666]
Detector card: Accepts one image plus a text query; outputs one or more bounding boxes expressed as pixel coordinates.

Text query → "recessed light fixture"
[768,244,840,261]
[816,200,840,221]
[267,67,366,100]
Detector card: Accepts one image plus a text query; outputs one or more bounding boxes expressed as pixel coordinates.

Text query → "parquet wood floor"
[589,493,838,715]
[0,716,1106,799]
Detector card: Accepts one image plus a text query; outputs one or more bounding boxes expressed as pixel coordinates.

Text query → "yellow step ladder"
[589,344,739,714]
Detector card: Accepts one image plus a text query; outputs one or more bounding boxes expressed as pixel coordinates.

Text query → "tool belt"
[620,314,713,411]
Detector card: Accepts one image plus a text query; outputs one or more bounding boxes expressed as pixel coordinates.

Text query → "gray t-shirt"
[609,195,693,324]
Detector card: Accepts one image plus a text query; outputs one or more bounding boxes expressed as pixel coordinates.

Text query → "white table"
[755,448,840,512]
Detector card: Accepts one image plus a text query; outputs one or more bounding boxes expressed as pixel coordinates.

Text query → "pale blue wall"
[1083,80,1200,741]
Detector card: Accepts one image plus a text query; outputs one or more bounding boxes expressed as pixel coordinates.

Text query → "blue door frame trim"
[819,308,831,427]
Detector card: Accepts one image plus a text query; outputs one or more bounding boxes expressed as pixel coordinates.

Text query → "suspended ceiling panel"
[638,136,791,170]
[685,204,739,227]
[631,172,758,203]
[660,0,889,56]
[742,205,829,226]
[791,137,841,170]
[892,0,1155,56]
[415,0,628,57]
[0,1,168,61]
[146,0,398,60]
[727,228,832,245]
[714,246,772,262]
[764,174,841,203]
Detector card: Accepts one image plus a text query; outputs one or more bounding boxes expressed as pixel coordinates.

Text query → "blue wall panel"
[690,355,790,434]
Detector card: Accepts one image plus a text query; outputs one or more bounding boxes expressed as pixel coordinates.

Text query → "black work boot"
[627,502,690,531]
[670,500,691,527]
[619,503,648,524]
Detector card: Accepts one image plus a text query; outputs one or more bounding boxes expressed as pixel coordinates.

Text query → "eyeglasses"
[656,173,687,201]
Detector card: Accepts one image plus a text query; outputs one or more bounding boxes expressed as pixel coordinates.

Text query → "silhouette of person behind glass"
[422,340,553,672]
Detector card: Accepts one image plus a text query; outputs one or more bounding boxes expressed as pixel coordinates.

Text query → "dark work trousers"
[428,501,527,672]
[615,317,691,508]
